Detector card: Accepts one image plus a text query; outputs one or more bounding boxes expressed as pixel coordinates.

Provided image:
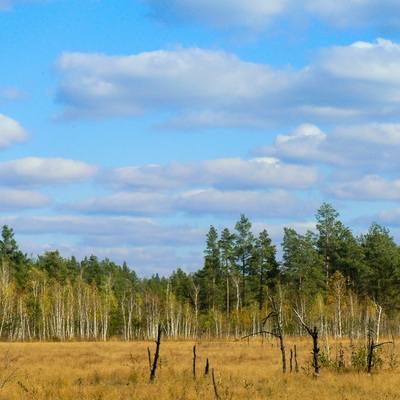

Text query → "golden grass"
[0,337,398,399]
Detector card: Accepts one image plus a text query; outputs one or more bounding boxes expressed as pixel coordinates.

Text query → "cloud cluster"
[54,39,400,127]
[54,49,282,120]
[260,123,400,172]
[258,122,400,203]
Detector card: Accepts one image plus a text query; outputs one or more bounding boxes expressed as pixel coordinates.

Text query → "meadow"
[0,337,399,399]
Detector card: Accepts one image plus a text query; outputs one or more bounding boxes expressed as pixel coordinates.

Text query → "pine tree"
[234,214,254,307]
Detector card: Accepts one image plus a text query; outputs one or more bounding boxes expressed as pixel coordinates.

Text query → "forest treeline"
[0,203,399,341]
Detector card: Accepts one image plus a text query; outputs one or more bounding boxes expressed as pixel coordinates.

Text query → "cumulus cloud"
[54,39,400,127]
[54,49,285,120]
[101,157,318,192]
[260,124,332,164]
[0,189,50,211]
[325,176,400,201]
[0,157,97,187]
[258,122,400,174]
[0,114,30,148]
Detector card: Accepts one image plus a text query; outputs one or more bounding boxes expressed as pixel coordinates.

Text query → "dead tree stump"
[149,324,162,381]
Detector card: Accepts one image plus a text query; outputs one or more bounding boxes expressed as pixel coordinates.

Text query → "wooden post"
[150,324,162,381]
[205,358,209,375]
[294,344,299,373]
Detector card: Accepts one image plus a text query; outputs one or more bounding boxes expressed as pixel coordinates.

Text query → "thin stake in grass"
[147,347,152,372]
[193,345,197,380]
[212,368,221,400]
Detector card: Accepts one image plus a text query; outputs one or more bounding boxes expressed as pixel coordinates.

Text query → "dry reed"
[0,337,398,399]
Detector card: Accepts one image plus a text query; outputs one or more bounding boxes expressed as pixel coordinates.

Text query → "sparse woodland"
[0,203,399,342]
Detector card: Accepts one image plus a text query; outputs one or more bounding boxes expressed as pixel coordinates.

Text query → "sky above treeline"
[2,0,400,276]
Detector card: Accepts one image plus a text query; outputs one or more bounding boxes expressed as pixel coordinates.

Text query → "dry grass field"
[0,337,398,399]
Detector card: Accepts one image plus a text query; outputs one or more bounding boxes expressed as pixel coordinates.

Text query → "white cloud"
[69,187,314,218]
[54,49,290,121]
[174,188,312,218]
[144,0,290,30]
[258,122,400,173]
[144,0,400,31]
[261,124,333,164]
[101,157,318,192]
[54,39,400,127]
[0,114,30,148]
[0,157,97,187]
[373,208,400,228]
[306,0,400,29]
[325,176,400,201]
[0,189,50,211]
[70,192,172,216]
[326,39,400,80]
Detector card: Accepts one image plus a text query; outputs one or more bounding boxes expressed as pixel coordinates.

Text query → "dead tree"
[294,309,320,376]
[367,333,392,374]
[268,296,287,373]
[149,324,162,381]
[238,297,286,373]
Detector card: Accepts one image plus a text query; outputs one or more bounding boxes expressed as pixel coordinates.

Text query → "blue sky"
[2,0,400,276]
